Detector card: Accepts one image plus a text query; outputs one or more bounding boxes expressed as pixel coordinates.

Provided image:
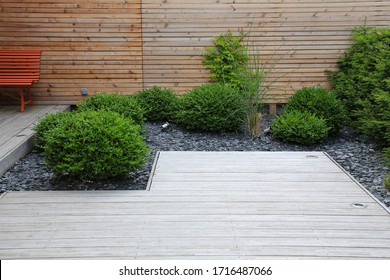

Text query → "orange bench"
[0,50,41,112]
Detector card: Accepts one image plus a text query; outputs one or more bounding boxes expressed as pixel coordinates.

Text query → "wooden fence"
[0,0,143,104]
[0,0,389,105]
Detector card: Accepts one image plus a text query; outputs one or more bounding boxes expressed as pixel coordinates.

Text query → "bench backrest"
[0,50,41,84]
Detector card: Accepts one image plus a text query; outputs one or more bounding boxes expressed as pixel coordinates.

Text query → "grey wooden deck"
[0,151,389,259]
[0,105,69,176]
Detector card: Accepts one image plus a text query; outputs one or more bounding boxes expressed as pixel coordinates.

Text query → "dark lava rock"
[0,117,389,208]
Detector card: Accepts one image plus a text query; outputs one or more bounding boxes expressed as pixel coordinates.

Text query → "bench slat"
[0,49,41,112]
[0,82,33,86]
[0,79,38,83]
[0,73,40,76]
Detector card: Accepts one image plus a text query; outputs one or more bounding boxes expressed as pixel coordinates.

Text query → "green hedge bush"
[285,86,347,135]
[176,83,243,132]
[326,26,390,165]
[42,110,149,180]
[135,86,178,121]
[326,26,390,115]
[353,91,390,148]
[34,111,74,149]
[77,93,144,125]
[271,110,330,145]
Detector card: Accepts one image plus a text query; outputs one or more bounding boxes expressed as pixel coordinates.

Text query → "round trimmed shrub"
[77,93,144,125]
[42,110,150,180]
[176,83,243,132]
[33,111,74,150]
[285,86,347,135]
[135,86,178,121]
[271,110,330,145]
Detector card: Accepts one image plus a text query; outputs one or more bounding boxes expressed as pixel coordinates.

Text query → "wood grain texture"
[141,0,390,98]
[0,105,69,176]
[0,151,389,259]
[0,0,143,104]
[1,1,390,104]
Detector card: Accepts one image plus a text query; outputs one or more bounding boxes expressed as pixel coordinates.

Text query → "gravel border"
[1,116,389,208]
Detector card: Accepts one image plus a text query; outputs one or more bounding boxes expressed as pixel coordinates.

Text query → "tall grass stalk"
[240,42,286,139]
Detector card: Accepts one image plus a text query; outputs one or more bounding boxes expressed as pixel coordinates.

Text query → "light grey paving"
[0,151,389,259]
[0,105,69,176]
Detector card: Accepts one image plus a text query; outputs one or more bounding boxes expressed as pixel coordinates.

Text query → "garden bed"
[1,116,389,208]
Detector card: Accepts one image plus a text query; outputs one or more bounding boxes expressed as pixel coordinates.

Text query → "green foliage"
[353,91,390,147]
[239,44,285,138]
[176,83,243,132]
[42,110,149,180]
[385,173,390,191]
[285,87,347,135]
[202,32,249,90]
[135,86,178,121]
[326,26,390,114]
[271,110,330,145]
[326,26,390,157]
[77,93,144,125]
[383,148,390,168]
[33,111,74,150]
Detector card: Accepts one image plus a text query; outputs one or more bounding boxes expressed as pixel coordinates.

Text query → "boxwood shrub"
[285,86,347,135]
[77,93,144,125]
[271,110,330,145]
[34,111,74,150]
[175,83,243,132]
[135,86,178,121]
[42,110,149,180]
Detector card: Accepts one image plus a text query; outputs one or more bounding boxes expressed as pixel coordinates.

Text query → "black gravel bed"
[1,116,389,208]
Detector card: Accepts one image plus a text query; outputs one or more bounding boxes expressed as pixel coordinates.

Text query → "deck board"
[0,151,390,259]
[0,105,69,176]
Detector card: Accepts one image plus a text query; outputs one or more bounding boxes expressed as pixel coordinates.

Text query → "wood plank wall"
[0,0,389,104]
[142,0,390,101]
[0,0,143,104]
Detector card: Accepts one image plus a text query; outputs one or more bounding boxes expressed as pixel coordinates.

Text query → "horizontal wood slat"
[0,0,389,104]
[1,151,390,259]
[0,0,143,103]
[142,0,390,98]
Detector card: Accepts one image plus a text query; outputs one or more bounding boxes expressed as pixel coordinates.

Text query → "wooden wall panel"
[0,0,143,104]
[142,0,390,101]
[0,0,389,104]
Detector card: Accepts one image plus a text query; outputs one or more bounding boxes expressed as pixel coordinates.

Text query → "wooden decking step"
[0,151,389,259]
[0,105,69,177]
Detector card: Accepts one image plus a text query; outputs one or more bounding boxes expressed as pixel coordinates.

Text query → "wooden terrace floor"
[0,105,69,177]
[0,151,390,259]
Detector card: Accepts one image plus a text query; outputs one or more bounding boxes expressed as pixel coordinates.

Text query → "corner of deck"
[0,105,70,177]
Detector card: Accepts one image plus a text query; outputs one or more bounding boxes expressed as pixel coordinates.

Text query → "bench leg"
[18,85,33,112]
[19,86,25,112]
[27,86,33,106]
